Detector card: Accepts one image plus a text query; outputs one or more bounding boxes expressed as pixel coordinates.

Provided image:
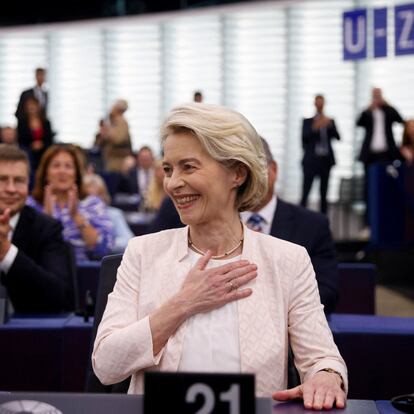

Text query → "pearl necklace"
[188,225,244,260]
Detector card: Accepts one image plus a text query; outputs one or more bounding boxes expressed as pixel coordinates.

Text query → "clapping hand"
[272,370,346,410]
[43,184,57,216]
[0,208,12,260]
[31,141,44,151]
[313,115,332,130]
[68,184,79,218]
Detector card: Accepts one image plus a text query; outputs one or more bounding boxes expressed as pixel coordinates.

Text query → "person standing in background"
[102,99,132,172]
[300,95,340,214]
[15,68,48,121]
[17,96,54,174]
[357,88,404,166]
[356,88,405,230]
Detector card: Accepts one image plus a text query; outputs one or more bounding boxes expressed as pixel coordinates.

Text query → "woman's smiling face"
[46,150,77,193]
[162,132,240,226]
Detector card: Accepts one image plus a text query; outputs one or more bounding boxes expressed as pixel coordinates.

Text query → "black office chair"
[65,241,79,312]
[85,253,131,393]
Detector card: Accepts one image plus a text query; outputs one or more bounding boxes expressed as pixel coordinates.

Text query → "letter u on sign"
[343,9,367,60]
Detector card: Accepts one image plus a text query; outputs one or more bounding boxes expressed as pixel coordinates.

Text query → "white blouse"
[178,250,242,373]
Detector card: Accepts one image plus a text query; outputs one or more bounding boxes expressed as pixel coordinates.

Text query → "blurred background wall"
[0,0,412,204]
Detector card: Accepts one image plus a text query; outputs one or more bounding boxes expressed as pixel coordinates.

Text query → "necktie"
[246,213,264,232]
[35,87,45,108]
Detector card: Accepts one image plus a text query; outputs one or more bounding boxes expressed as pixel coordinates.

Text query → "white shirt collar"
[240,194,277,235]
[9,212,20,231]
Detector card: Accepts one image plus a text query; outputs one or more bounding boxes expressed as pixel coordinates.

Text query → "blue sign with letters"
[343,9,367,60]
[374,8,387,58]
[395,3,414,56]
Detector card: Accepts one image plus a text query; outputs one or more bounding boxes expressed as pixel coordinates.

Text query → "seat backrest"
[65,240,79,312]
[85,253,131,393]
[335,263,376,314]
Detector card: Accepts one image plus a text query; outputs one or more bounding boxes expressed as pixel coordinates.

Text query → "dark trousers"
[300,161,332,214]
[363,151,394,226]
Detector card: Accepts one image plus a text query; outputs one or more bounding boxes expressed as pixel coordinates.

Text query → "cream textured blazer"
[92,225,348,396]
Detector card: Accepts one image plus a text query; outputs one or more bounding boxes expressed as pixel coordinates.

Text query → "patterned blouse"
[28,195,114,262]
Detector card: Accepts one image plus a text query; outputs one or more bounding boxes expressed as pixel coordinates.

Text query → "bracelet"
[318,368,345,390]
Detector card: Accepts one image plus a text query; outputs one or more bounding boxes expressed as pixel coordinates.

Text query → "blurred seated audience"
[84,173,134,253]
[17,96,54,173]
[0,126,17,146]
[29,144,114,262]
[120,145,154,198]
[143,160,166,212]
[102,99,132,172]
[0,144,74,313]
[193,90,203,103]
[401,119,414,165]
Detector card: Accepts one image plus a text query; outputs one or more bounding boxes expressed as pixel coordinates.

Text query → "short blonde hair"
[83,173,111,205]
[161,103,268,211]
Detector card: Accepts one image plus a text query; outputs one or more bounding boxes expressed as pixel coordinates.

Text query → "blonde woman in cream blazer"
[93,103,347,410]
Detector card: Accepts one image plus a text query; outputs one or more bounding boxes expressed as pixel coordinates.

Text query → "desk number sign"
[144,372,255,414]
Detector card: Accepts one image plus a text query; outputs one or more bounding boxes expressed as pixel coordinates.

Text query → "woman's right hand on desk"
[177,250,257,316]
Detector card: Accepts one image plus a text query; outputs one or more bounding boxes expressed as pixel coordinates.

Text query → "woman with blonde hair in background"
[143,160,166,211]
[84,173,134,253]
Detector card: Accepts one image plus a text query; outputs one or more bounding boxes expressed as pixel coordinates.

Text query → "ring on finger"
[227,280,237,291]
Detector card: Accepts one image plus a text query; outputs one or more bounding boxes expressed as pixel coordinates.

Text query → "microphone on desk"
[0,281,9,325]
[84,290,95,323]
[74,289,95,322]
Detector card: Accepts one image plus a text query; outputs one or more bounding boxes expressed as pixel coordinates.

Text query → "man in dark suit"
[357,87,404,165]
[0,144,74,314]
[15,68,48,120]
[300,94,340,215]
[356,88,404,229]
[120,145,154,198]
[242,138,339,314]
[148,138,339,313]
